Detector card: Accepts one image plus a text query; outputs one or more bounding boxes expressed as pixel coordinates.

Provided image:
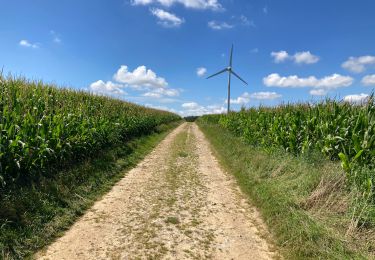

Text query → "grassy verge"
[197,121,371,259]
[0,122,180,259]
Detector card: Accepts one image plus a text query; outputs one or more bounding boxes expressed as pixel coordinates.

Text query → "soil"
[36,123,278,260]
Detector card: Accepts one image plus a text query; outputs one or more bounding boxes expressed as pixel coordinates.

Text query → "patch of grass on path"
[197,121,366,259]
[0,122,181,260]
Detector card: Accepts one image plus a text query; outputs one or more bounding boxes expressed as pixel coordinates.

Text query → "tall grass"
[0,76,180,190]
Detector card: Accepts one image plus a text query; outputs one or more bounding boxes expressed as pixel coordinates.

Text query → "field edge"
[197,121,366,259]
[0,121,181,260]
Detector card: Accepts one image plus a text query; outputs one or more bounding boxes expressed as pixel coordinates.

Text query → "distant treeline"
[184,116,199,122]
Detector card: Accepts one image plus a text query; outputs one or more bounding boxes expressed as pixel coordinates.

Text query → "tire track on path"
[36,123,277,260]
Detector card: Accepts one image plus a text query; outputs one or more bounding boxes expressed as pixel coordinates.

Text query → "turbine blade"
[229,44,233,67]
[206,68,228,79]
[231,70,248,85]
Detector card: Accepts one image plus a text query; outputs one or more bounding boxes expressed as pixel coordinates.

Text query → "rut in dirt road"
[37,123,278,260]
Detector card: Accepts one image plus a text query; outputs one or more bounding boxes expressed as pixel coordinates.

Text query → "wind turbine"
[206,44,248,114]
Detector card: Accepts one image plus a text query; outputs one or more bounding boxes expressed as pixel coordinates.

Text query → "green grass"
[199,98,375,196]
[198,121,370,259]
[0,121,180,259]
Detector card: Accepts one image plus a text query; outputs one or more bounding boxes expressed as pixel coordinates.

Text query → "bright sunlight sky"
[1,0,375,115]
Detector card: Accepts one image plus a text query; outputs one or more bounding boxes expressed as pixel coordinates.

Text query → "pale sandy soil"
[36,123,278,260]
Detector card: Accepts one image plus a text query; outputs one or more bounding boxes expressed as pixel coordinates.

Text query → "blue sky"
[1,0,375,115]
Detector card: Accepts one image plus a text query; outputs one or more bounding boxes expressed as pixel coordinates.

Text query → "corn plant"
[0,76,180,189]
[199,97,375,191]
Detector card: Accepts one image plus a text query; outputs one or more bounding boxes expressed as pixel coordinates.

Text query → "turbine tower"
[206,44,248,114]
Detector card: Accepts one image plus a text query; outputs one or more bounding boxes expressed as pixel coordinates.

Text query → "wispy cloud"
[250,92,282,100]
[143,87,180,98]
[180,102,225,116]
[362,74,375,86]
[342,56,375,73]
[132,0,223,11]
[145,104,177,113]
[19,39,39,49]
[238,15,255,27]
[209,15,255,30]
[250,48,259,54]
[229,92,282,104]
[50,30,62,43]
[263,6,268,14]
[208,21,233,30]
[150,8,184,27]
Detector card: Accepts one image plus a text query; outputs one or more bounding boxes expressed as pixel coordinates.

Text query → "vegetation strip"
[199,99,375,196]
[0,76,180,190]
[197,121,369,259]
[0,75,180,258]
[0,121,180,259]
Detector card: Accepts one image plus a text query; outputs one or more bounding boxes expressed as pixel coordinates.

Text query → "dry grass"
[198,121,374,259]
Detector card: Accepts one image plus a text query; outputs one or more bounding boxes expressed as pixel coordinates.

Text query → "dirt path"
[36,123,278,260]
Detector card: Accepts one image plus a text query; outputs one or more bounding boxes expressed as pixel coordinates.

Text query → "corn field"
[0,76,180,189]
[199,99,375,190]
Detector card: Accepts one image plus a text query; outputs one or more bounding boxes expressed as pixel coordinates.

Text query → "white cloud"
[143,87,179,98]
[361,74,375,86]
[89,65,180,104]
[208,21,234,30]
[250,91,282,100]
[113,65,168,89]
[145,103,177,113]
[271,51,289,63]
[342,56,375,73]
[150,8,184,27]
[271,50,319,64]
[89,80,126,96]
[180,102,225,116]
[309,89,328,96]
[143,92,162,98]
[182,102,200,109]
[132,0,153,5]
[264,73,353,88]
[208,15,254,31]
[196,67,207,77]
[132,0,223,10]
[264,73,353,96]
[19,40,38,48]
[293,51,319,64]
[230,93,251,104]
[344,93,370,103]
[229,91,282,104]
[206,105,226,114]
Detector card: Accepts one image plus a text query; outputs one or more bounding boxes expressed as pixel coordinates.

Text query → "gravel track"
[36,123,277,260]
